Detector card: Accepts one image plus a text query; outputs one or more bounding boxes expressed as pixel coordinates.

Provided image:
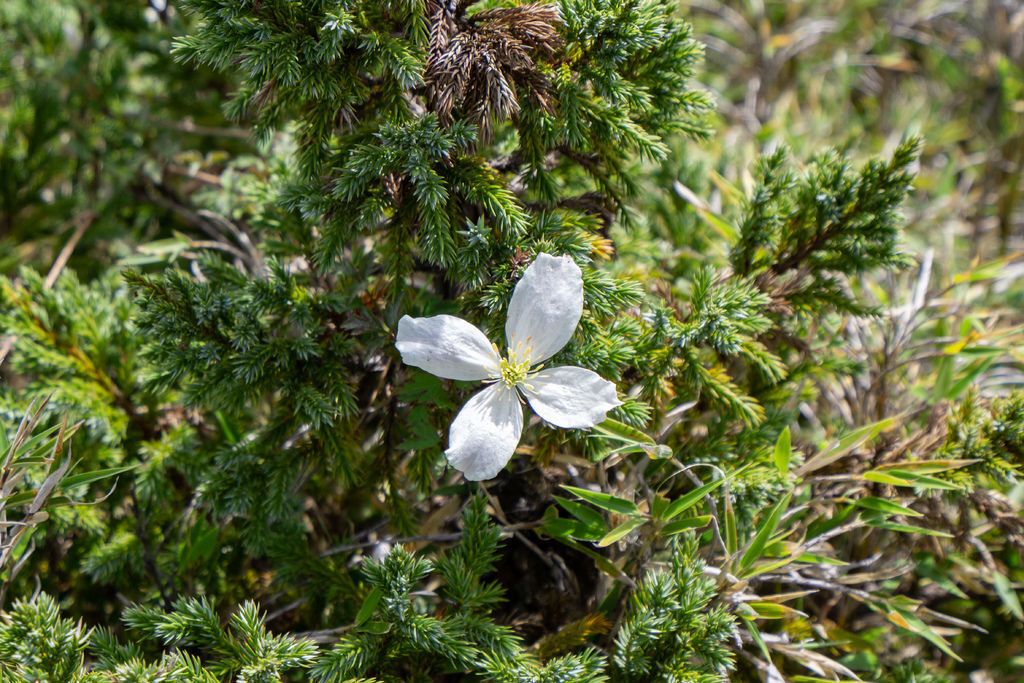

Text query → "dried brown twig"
[425,1,563,139]
[0,397,79,607]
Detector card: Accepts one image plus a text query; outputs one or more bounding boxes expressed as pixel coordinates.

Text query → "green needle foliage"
[121,598,318,681]
[610,536,734,681]
[732,140,920,315]
[0,594,103,683]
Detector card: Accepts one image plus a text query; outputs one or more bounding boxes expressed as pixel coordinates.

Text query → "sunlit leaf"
[993,572,1024,622]
[740,492,792,572]
[854,496,922,517]
[561,485,640,516]
[660,515,711,536]
[662,478,725,521]
[773,426,791,476]
[598,517,647,547]
[355,587,383,626]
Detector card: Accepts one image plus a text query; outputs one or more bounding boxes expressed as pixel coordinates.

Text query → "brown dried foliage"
[425,1,564,139]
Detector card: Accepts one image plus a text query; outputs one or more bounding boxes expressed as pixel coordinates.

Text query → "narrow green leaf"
[215,410,238,445]
[866,520,952,538]
[541,515,579,541]
[700,209,739,242]
[597,517,647,547]
[7,458,48,466]
[913,472,956,489]
[741,616,773,663]
[567,524,606,542]
[541,506,604,542]
[357,620,390,635]
[947,356,996,400]
[553,495,606,529]
[746,601,804,619]
[724,489,738,555]
[744,555,799,578]
[854,496,922,517]
[993,573,1024,621]
[60,465,137,490]
[590,419,654,446]
[674,181,740,241]
[553,536,623,578]
[773,426,791,476]
[795,553,847,566]
[862,471,912,486]
[662,478,725,521]
[184,526,219,566]
[541,505,577,539]
[953,255,1013,284]
[661,515,711,536]
[561,485,639,516]
[889,607,962,661]
[591,419,669,458]
[914,554,968,599]
[740,492,792,572]
[0,490,38,507]
[874,459,979,474]
[834,418,894,456]
[932,354,954,403]
[12,423,63,461]
[863,469,960,491]
[797,418,894,476]
[650,495,670,520]
[355,587,383,626]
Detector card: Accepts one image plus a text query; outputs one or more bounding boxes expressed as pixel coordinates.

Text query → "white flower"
[395,253,622,480]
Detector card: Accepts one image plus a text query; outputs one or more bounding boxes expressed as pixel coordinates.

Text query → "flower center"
[499,357,531,388]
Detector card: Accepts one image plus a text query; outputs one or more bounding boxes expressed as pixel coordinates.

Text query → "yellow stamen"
[499,356,532,389]
[507,338,535,367]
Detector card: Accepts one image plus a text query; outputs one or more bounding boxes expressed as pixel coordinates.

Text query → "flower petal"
[505,253,584,364]
[446,384,524,481]
[396,314,500,381]
[522,366,622,429]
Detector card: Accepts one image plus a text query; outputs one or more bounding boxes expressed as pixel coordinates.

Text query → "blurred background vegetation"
[1,0,1023,680]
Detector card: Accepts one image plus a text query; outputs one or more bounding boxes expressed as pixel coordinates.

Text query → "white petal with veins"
[505,253,583,364]
[522,365,622,429]
[396,314,501,381]
[445,383,524,481]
